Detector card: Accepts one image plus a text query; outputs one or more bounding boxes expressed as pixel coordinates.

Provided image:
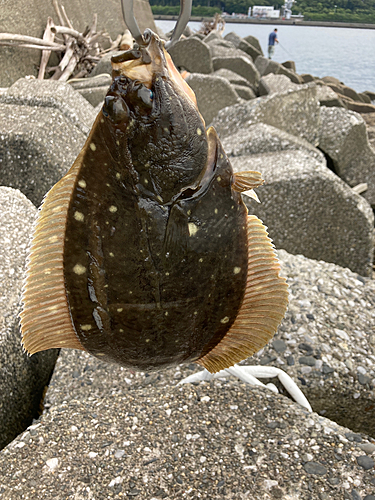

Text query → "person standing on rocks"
[268,28,278,59]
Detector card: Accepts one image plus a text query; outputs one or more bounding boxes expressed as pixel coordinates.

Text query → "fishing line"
[278,42,295,59]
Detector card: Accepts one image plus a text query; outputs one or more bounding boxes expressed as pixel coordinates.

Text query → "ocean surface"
[155,20,375,93]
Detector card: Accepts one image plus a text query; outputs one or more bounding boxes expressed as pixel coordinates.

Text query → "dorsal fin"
[196,215,288,373]
[19,116,105,354]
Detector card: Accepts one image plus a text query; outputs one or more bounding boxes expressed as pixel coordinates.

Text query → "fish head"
[101,29,208,203]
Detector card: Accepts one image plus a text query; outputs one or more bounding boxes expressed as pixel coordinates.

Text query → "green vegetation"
[150,0,375,23]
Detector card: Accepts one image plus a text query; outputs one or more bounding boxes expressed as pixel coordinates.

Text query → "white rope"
[178,364,312,412]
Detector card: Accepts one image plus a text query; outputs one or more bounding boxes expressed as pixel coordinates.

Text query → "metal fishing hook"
[121,0,192,50]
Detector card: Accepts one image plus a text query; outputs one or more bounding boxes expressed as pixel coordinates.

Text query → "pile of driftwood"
[0,1,131,81]
[198,13,225,36]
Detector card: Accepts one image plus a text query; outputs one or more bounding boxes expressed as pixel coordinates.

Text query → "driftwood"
[198,13,226,36]
[0,0,124,81]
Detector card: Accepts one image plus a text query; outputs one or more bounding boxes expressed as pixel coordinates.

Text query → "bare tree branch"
[38,17,56,80]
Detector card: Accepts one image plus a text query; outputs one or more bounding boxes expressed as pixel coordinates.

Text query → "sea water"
[155,20,375,93]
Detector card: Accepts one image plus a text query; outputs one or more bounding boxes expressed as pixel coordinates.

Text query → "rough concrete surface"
[221,122,323,160]
[258,73,298,96]
[185,74,240,125]
[0,79,96,206]
[212,84,321,146]
[319,106,375,208]
[231,149,374,277]
[0,368,374,499]
[0,102,87,207]
[168,38,213,74]
[0,187,58,450]
[1,78,97,135]
[224,31,262,60]
[212,55,260,87]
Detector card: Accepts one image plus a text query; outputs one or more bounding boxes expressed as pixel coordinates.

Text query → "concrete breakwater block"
[168,37,213,74]
[213,68,256,90]
[185,73,240,125]
[221,122,322,160]
[258,73,299,96]
[224,31,262,61]
[208,40,252,62]
[212,55,260,87]
[319,106,375,208]
[255,56,303,84]
[0,359,374,498]
[0,187,58,450]
[231,149,374,277]
[212,84,321,146]
[0,79,95,206]
[1,78,97,135]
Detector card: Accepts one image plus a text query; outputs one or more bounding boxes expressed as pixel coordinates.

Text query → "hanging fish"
[20,30,288,373]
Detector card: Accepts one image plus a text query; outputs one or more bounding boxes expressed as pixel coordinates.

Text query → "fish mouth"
[110,29,197,109]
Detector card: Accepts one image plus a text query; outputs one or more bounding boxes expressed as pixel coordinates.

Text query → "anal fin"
[197,215,288,373]
[20,160,85,355]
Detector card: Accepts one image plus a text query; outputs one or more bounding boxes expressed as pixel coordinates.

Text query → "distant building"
[252,6,280,18]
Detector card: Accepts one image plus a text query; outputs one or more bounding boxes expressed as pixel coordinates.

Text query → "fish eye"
[102,95,129,124]
[136,86,154,109]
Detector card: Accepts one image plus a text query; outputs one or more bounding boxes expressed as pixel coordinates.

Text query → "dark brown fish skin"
[63,35,249,370]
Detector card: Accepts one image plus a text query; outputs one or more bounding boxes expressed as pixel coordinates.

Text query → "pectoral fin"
[232,171,264,192]
[196,215,288,373]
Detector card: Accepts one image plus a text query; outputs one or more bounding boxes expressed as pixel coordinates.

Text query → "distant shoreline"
[154,15,375,30]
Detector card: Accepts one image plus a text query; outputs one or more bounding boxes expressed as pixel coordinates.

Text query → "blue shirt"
[269,32,277,46]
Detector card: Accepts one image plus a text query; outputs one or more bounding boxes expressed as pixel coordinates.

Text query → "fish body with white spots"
[21,31,288,373]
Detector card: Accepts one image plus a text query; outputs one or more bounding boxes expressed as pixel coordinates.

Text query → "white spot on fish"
[220,316,230,324]
[144,179,148,184]
[116,140,120,146]
[109,205,118,213]
[199,258,203,263]
[234,267,241,275]
[145,339,150,342]
[73,264,86,275]
[116,173,121,179]
[117,308,123,313]
[74,211,84,222]
[120,329,124,333]
[81,324,92,331]
[187,210,191,216]
[165,272,170,276]
[197,128,202,136]
[129,291,133,294]
[96,353,105,356]
[109,252,114,257]
[89,143,96,151]
[220,154,223,159]
[165,312,169,316]
[194,311,198,316]
[78,179,86,188]
[188,223,199,237]
[214,208,218,214]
